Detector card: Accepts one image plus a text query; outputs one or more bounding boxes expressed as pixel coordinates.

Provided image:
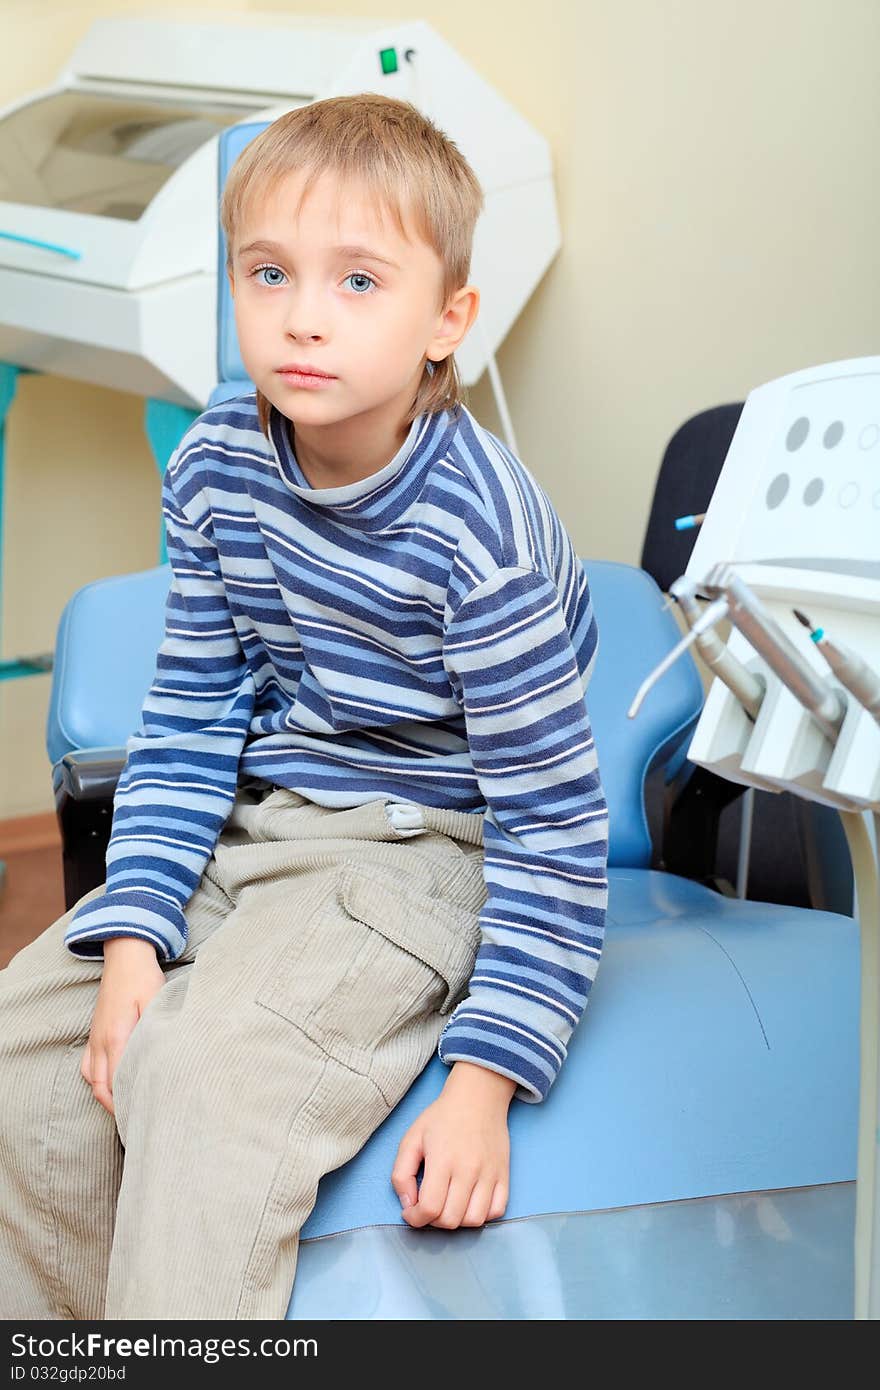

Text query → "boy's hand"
[391,1061,515,1229]
[80,938,165,1116]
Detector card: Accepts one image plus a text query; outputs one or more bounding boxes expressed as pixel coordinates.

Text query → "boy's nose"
[283,290,325,342]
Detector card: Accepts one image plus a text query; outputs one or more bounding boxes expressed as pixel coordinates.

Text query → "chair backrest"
[583,560,703,867]
[640,403,743,592]
[47,559,703,869]
[46,565,171,766]
[210,120,270,407]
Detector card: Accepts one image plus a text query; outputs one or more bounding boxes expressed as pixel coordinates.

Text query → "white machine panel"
[689,358,880,587]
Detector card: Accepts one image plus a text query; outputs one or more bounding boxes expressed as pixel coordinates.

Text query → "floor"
[0,815,66,969]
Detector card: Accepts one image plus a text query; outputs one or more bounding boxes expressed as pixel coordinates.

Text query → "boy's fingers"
[89,1050,115,1116]
[106,1035,132,1094]
[487,1180,508,1221]
[397,1178,418,1210]
[391,1133,424,1210]
[403,1168,451,1229]
[92,1085,115,1117]
[428,1177,475,1230]
[459,1179,498,1228]
[80,1043,93,1085]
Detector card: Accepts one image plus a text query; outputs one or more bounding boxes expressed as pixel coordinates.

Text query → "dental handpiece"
[627,595,731,719]
[794,612,880,728]
[669,576,765,720]
[701,564,847,742]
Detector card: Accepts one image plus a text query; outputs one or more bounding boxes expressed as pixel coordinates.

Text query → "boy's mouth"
[277,363,336,380]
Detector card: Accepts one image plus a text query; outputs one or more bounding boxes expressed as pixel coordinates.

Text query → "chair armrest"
[53,748,126,803]
[51,749,125,910]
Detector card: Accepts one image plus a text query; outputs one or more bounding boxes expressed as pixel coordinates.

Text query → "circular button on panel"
[766,472,790,508]
[859,424,880,450]
[786,417,810,451]
[823,421,844,448]
[803,477,824,506]
[838,482,860,508]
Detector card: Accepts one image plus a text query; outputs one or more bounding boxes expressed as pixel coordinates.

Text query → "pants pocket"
[254,864,480,1076]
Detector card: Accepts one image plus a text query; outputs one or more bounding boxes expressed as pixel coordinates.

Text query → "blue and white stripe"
[66,394,608,1102]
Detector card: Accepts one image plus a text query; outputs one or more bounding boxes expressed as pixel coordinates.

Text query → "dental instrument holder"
[688,565,878,808]
[663,355,880,1319]
[668,575,765,721]
[681,356,880,814]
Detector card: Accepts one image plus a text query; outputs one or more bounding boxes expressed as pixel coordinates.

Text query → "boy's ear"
[226,266,235,299]
[427,285,480,363]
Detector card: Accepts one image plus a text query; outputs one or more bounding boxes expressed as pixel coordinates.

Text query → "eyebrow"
[236,239,401,269]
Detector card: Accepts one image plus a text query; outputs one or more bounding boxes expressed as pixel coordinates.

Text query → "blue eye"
[254,264,286,287]
[249,265,376,293]
[345,272,376,294]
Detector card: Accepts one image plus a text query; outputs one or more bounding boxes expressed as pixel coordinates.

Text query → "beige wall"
[1,0,877,818]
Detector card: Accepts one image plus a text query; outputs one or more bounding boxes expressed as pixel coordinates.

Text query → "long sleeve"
[438,565,608,1103]
[64,444,256,962]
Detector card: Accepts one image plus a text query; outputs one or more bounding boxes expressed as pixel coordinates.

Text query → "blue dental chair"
[47,555,860,1319]
[44,123,861,1319]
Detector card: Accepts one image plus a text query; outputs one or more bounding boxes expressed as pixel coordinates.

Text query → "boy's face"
[228,169,478,441]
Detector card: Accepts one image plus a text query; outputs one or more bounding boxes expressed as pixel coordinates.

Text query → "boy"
[0,94,608,1320]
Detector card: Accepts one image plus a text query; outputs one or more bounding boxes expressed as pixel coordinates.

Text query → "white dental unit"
[0,11,558,407]
[634,355,880,1318]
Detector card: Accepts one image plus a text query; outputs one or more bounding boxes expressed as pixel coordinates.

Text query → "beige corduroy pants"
[0,786,486,1321]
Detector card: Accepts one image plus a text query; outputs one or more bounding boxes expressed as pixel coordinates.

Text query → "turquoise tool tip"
[674,515,697,531]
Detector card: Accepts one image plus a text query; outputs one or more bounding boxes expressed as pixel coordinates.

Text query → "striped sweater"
[66,395,608,1103]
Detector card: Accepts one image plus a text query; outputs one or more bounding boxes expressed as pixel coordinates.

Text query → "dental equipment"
[626,596,729,720]
[669,576,765,720]
[628,567,845,740]
[701,565,847,742]
[795,612,880,727]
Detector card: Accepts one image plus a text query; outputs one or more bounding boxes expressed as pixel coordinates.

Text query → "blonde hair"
[220,94,484,434]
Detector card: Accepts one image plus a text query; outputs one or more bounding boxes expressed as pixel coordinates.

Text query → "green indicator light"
[379,47,398,75]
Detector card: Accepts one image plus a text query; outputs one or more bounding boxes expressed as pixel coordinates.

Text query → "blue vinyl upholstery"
[213,121,267,401]
[46,565,170,766]
[297,871,857,1240]
[585,561,702,865]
